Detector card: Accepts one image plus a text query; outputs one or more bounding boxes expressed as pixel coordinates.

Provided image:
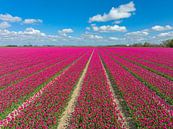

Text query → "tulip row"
[112,48,173,69]
[0,48,86,76]
[107,48,173,79]
[0,49,85,89]
[2,50,92,128]
[99,49,172,128]
[69,51,125,129]
[104,49,173,104]
[0,50,86,116]
[0,48,52,76]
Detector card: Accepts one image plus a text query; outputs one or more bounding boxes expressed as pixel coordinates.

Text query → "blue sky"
[0,0,173,46]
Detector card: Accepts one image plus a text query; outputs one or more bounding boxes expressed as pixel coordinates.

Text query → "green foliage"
[162,39,173,48]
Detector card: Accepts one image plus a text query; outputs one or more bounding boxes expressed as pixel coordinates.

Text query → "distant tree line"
[130,39,173,48]
[5,45,18,47]
[161,39,173,48]
[2,39,173,48]
[130,42,160,47]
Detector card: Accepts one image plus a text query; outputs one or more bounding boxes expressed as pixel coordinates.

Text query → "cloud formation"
[91,24,127,32]
[58,28,74,36]
[1,24,173,46]
[152,25,173,31]
[23,19,43,24]
[82,34,103,39]
[0,22,11,29]
[89,1,135,22]
[18,28,45,36]
[126,31,149,36]
[158,31,173,37]
[109,37,119,40]
[0,14,22,22]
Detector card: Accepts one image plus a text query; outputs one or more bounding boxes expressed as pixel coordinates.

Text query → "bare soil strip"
[57,50,94,129]
[0,53,86,128]
[99,55,130,129]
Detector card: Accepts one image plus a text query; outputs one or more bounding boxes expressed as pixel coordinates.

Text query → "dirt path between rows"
[57,50,94,129]
[99,56,130,129]
[0,53,86,128]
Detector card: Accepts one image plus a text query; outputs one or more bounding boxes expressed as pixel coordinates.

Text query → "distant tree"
[162,39,173,48]
[23,45,33,47]
[6,45,18,47]
[131,43,143,47]
[143,42,151,47]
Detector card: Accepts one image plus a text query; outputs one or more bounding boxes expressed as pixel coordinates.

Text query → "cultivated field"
[0,47,172,129]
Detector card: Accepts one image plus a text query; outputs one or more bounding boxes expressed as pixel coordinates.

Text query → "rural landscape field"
[0,47,172,128]
[0,0,173,128]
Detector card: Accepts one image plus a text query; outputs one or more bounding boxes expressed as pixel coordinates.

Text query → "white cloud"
[109,37,119,40]
[91,24,127,32]
[0,14,22,22]
[1,25,173,46]
[58,28,74,36]
[86,27,91,30]
[0,28,105,46]
[0,28,45,39]
[113,20,122,24]
[19,28,45,36]
[126,31,149,36]
[82,34,103,40]
[0,22,11,29]
[0,28,56,45]
[23,19,43,24]
[158,31,173,37]
[152,25,173,31]
[89,1,135,22]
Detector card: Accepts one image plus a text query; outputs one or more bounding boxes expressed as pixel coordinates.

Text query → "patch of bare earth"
[99,56,130,129]
[57,50,94,129]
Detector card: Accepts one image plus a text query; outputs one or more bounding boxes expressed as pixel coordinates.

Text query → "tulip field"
[0,47,172,129]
